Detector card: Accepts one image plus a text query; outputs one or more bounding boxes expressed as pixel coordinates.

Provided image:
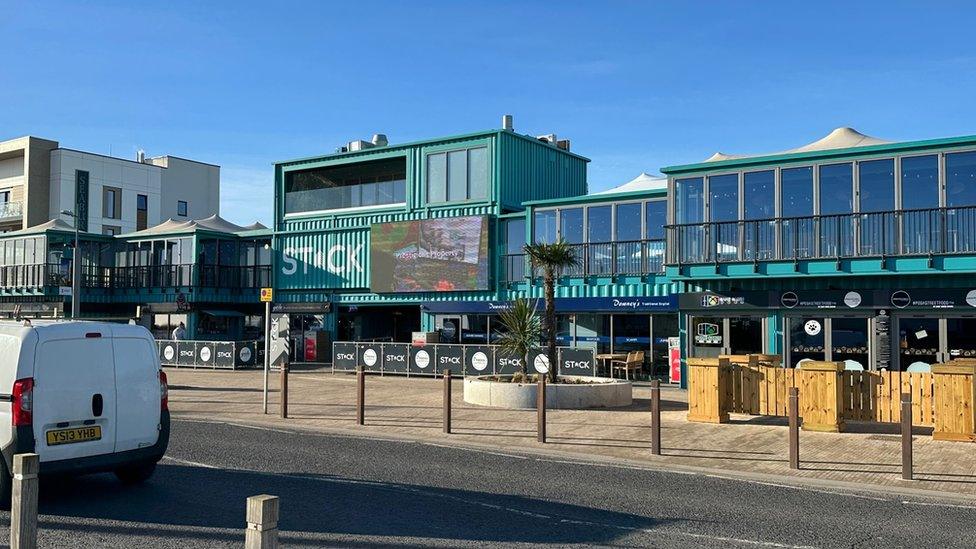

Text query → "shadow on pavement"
[35,463,679,546]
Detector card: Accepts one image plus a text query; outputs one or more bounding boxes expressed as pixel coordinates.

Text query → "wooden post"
[245,494,279,549]
[10,453,39,549]
[537,375,546,443]
[794,361,845,432]
[279,362,288,419]
[356,366,365,426]
[686,357,730,423]
[650,379,661,455]
[443,369,452,434]
[788,387,799,470]
[901,392,913,480]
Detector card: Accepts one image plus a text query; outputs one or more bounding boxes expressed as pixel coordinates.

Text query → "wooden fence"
[688,356,975,442]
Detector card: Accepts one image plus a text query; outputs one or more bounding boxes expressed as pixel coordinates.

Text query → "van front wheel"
[114,462,156,484]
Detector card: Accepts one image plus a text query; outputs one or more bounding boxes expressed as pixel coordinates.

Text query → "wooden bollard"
[356,366,365,425]
[245,494,279,549]
[901,392,913,481]
[443,369,452,434]
[11,453,39,549]
[650,379,661,455]
[280,362,289,419]
[788,387,799,470]
[537,375,547,443]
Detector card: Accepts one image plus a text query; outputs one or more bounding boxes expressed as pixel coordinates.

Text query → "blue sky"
[3,1,976,226]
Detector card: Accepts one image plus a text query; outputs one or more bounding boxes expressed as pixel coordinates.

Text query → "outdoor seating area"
[687,355,976,442]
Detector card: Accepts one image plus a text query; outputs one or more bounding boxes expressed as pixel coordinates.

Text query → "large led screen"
[370,216,489,292]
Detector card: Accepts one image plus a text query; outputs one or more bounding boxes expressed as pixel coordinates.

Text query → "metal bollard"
[901,392,913,481]
[443,369,452,434]
[356,366,365,425]
[650,379,662,455]
[537,375,547,443]
[10,453,39,549]
[788,387,799,470]
[280,362,289,419]
[245,494,279,549]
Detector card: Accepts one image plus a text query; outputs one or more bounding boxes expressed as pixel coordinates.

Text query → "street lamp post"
[60,209,81,319]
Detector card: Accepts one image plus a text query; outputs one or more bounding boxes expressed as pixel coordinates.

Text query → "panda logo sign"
[163,344,175,362]
[363,348,378,367]
[533,353,550,374]
[471,351,489,372]
[415,350,431,370]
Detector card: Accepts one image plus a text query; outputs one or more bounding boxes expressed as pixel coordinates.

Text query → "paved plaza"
[166,367,976,500]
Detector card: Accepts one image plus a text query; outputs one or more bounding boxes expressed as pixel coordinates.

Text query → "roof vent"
[371,134,388,147]
[536,134,557,145]
[502,114,514,131]
[136,149,146,163]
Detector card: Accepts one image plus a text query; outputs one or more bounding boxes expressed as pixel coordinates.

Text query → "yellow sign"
[260,288,273,302]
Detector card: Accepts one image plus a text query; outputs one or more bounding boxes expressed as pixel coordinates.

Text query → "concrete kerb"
[170,413,976,507]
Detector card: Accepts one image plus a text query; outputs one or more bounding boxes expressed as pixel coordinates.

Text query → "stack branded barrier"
[331,341,598,377]
[157,340,258,370]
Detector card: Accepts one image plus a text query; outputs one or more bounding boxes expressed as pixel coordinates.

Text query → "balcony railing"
[501,239,666,283]
[0,201,23,220]
[666,206,976,265]
[0,263,273,291]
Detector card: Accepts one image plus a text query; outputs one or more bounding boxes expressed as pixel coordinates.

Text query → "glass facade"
[427,146,489,204]
[285,157,407,213]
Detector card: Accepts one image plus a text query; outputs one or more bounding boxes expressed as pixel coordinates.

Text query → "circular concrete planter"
[463,375,632,409]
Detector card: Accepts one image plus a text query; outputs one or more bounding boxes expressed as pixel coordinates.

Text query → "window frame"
[177,200,188,217]
[423,141,492,206]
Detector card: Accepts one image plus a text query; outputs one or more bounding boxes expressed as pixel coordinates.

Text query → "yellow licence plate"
[46,426,102,446]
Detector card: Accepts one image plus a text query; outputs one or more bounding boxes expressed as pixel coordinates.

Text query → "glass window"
[818,163,853,215]
[468,147,488,200]
[447,150,467,202]
[177,201,188,217]
[615,203,642,241]
[559,208,583,243]
[900,155,939,209]
[427,154,447,203]
[504,219,525,254]
[858,159,895,213]
[788,317,826,368]
[945,151,976,207]
[708,174,739,222]
[612,314,650,358]
[534,210,557,244]
[573,314,610,354]
[644,200,666,240]
[674,177,705,224]
[781,167,813,217]
[587,205,612,243]
[137,194,148,211]
[743,170,775,219]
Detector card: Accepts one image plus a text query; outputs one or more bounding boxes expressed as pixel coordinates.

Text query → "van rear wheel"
[114,462,156,484]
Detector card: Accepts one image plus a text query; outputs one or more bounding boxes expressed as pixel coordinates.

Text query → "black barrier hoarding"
[409,345,435,375]
[177,341,196,366]
[436,345,464,375]
[382,344,410,373]
[333,342,358,371]
[493,348,524,375]
[559,348,596,376]
[235,341,257,367]
[464,346,492,376]
[159,340,178,365]
[213,342,235,368]
[359,343,384,371]
[195,342,216,366]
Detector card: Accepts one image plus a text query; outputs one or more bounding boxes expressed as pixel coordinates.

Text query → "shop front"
[272,302,333,363]
[422,295,678,378]
[681,287,976,371]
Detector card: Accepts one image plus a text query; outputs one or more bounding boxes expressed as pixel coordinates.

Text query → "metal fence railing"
[331,341,598,378]
[157,339,259,369]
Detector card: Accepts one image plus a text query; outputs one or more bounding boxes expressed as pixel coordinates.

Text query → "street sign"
[269,313,290,365]
[260,287,274,302]
[58,286,72,297]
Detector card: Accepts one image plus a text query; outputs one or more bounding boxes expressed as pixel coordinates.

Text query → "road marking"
[162,455,219,469]
[702,475,889,502]
[901,500,976,510]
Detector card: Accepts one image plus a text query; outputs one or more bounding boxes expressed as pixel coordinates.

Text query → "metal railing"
[666,206,976,264]
[501,239,666,283]
[0,263,272,292]
[0,201,23,219]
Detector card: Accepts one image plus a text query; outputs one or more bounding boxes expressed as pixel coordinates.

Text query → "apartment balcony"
[502,239,666,284]
[665,206,976,275]
[0,201,23,223]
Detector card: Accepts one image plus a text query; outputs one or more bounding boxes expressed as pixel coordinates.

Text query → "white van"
[0,320,169,499]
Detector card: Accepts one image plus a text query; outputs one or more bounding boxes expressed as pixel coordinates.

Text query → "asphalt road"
[4,418,976,548]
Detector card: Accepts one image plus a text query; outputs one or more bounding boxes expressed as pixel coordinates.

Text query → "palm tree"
[493,298,542,378]
[524,240,580,382]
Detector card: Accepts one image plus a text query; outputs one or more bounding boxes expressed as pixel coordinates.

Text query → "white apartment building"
[0,135,220,235]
